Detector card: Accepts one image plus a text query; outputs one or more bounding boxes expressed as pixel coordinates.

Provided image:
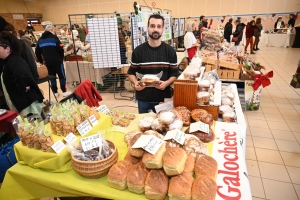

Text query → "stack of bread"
[220,84,236,123]
[197,71,218,106]
[108,129,218,200]
[49,101,100,136]
[109,108,136,127]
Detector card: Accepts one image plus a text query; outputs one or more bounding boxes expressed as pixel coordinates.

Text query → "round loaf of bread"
[175,106,191,126]
[194,154,218,180]
[190,109,214,127]
[144,130,164,140]
[127,162,149,194]
[191,176,217,200]
[163,147,187,176]
[168,172,194,200]
[191,128,216,143]
[145,169,168,200]
[183,134,208,159]
[129,133,145,158]
[124,151,141,165]
[124,130,143,145]
[157,110,176,125]
[108,160,133,190]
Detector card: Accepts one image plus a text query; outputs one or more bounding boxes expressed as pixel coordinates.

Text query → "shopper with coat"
[274,17,284,32]
[245,20,256,54]
[35,25,71,98]
[0,31,44,118]
[224,18,233,43]
[232,20,246,46]
[253,18,263,51]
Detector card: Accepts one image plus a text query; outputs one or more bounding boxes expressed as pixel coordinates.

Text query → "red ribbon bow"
[252,71,273,90]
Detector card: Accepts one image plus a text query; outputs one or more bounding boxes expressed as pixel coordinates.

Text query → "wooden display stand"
[173,79,219,120]
[205,64,240,80]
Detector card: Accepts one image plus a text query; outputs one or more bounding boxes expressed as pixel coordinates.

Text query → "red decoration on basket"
[252,71,273,90]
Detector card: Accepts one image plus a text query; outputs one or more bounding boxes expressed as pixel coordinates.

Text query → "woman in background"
[0,31,43,118]
[253,18,263,51]
[184,21,199,62]
[245,20,256,54]
[274,17,284,32]
[199,21,208,50]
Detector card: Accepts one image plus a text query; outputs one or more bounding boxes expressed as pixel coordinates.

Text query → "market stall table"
[259,33,294,47]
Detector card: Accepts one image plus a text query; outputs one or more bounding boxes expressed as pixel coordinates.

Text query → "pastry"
[175,106,191,126]
[198,80,211,91]
[108,160,133,190]
[129,133,145,158]
[222,111,236,123]
[194,154,218,180]
[124,151,141,165]
[151,118,164,133]
[127,162,149,194]
[190,127,216,143]
[145,169,168,200]
[168,172,194,200]
[163,147,187,176]
[140,75,160,87]
[138,116,155,132]
[191,176,217,200]
[183,134,208,159]
[190,109,214,127]
[218,105,234,115]
[168,118,183,131]
[124,113,136,120]
[142,142,166,169]
[111,117,120,125]
[157,110,176,125]
[197,92,210,105]
[222,97,233,106]
[118,118,130,127]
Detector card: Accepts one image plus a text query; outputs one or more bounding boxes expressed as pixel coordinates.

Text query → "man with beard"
[128,14,179,113]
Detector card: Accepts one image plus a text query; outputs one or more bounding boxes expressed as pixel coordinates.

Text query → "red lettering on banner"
[224,140,237,146]
[224,154,238,161]
[218,147,237,154]
[224,161,239,171]
[217,186,241,200]
[224,176,241,187]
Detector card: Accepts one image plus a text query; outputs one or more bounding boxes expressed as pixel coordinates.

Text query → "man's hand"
[155,81,168,90]
[134,81,145,91]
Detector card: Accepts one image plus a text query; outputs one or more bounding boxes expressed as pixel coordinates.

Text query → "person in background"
[0,16,39,81]
[66,30,90,56]
[245,20,256,54]
[0,31,43,118]
[184,21,200,62]
[274,17,284,32]
[17,30,35,59]
[198,15,206,38]
[288,14,295,29]
[232,19,246,46]
[199,21,208,50]
[253,18,263,51]
[128,14,179,113]
[35,25,71,98]
[82,25,88,35]
[224,18,233,43]
[75,24,86,43]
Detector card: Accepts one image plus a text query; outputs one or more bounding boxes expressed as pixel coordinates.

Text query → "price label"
[76,120,92,136]
[132,135,163,155]
[89,115,98,126]
[51,140,66,154]
[80,134,102,152]
[96,105,110,114]
[164,129,185,145]
[190,121,210,134]
[64,132,78,145]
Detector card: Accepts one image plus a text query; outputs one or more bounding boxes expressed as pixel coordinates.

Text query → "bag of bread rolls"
[127,162,149,194]
[63,114,76,136]
[191,176,217,200]
[145,169,168,200]
[39,126,54,152]
[162,147,187,176]
[32,121,42,150]
[16,116,26,146]
[168,172,194,200]
[108,160,133,190]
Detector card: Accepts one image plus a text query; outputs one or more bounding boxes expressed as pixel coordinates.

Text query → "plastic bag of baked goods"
[136,71,163,87]
[63,113,76,136]
[32,121,42,149]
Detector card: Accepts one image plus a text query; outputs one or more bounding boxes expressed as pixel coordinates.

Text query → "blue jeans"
[138,100,159,114]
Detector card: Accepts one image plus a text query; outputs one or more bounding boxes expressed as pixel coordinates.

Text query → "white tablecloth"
[259,33,294,47]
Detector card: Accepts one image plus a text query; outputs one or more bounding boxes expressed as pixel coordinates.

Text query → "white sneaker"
[63,91,72,97]
[54,93,59,98]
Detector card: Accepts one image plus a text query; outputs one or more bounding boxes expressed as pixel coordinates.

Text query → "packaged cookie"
[32,121,43,150]
[80,105,89,122]
[197,92,210,105]
[198,80,211,91]
[55,114,64,136]
[63,114,76,136]
[219,105,234,115]
[39,127,54,152]
[25,124,35,148]
[226,91,235,102]
[89,109,100,120]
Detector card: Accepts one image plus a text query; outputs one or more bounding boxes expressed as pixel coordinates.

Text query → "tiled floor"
[38,46,300,200]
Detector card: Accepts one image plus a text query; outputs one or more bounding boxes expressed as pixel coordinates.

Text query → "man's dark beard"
[149,31,162,39]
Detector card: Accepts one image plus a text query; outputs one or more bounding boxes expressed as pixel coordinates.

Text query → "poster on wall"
[161,13,172,41]
[245,80,262,111]
[179,18,185,36]
[173,18,179,38]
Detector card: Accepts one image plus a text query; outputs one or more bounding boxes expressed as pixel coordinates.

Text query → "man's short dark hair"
[235,19,240,23]
[148,14,165,27]
[200,15,205,21]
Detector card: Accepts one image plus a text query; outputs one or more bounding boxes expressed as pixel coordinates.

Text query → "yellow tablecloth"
[0,113,214,200]
[14,113,112,172]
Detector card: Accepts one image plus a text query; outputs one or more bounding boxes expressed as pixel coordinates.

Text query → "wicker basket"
[71,140,118,178]
[37,65,48,79]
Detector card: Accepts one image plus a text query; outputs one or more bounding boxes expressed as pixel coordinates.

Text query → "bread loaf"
[175,106,191,126]
[129,133,145,158]
[124,130,143,145]
[183,154,195,176]
[145,169,168,200]
[163,147,187,176]
[183,134,208,159]
[124,151,141,165]
[191,176,217,200]
[108,160,133,190]
[168,172,194,200]
[144,130,164,140]
[142,142,166,169]
[191,128,216,143]
[194,154,218,180]
[127,162,149,194]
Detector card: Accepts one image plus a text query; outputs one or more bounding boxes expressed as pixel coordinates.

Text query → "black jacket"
[232,23,246,42]
[0,39,39,82]
[288,18,295,28]
[35,31,64,65]
[2,54,43,112]
[224,22,233,41]
[274,21,284,31]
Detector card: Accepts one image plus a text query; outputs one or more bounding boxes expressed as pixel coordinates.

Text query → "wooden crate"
[219,60,240,70]
[217,68,240,80]
[173,79,219,120]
